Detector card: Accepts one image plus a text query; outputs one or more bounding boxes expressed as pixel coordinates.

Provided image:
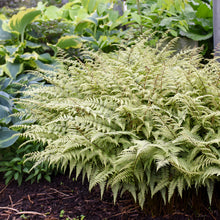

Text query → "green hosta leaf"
[9,8,41,35]
[0,127,19,148]
[5,46,19,56]
[0,91,12,109]
[0,105,9,119]
[75,22,90,34]
[68,6,81,20]
[0,66,4,76]
[109,10,119,22]
[85,16,98,26]
[44,6,60,20]
[98,35,108,48]
[0,20,12,41]
[179,30,213,41]
[0,105,10,124]
[196,3,212,18]
[75,8,89,21]
[160,17,177,27]
[87,0,97,13]
[97,3,107,15]
[20,52,38,60]
[4,62,23,79]
[170,29,178,37]
[56,35,82,49]
[196,18,212,31]
[75,17,98,34]
[38,53,53,63]
[5,43,25,56]
[26,41,42,49]
[47,43,58,57]
[34,60,60,71]
[81,0,89,10]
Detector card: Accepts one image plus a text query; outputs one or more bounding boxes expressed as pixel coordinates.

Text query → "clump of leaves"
[0,140,53,185]
[16,34,220,208]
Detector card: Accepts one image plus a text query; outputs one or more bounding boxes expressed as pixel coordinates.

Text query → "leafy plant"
[0,7,60,149]
[16,35,220,208]
[60,209,65,218]
[0,8,57,184]
[126,0,212,40]
[30,0,130,52]
[125,0,213,56]
[0,90,19,149]
[9,8,41,43]
[0,139,53,185]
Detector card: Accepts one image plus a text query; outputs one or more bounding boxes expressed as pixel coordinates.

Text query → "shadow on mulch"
[0,173,219,220]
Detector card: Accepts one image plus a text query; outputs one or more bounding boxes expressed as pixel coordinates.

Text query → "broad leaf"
[180,30,213,41]
[97,3,107,15]
[38,53,53,63]
[34,60,60,71]
[56,35,82,49]
[0,20,12,41]
[196,3,212,18]
[44,6,60,20]
[4,62,23,79]
[69,6,81,20]
[0,91,11,109]
[109,10,119,22]
[20,52,38,60]
[87,0,97,14]
[0,105,9,120]
[0,127,19,148]
[9,8,41,36]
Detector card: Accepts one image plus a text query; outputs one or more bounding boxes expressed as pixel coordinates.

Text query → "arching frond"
[16,35,220,208]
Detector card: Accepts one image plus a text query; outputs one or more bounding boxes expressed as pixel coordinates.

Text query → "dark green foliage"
[0,74,54,185]
[126,0,213,57]
[0,140,53,185]
[16,35,220,208]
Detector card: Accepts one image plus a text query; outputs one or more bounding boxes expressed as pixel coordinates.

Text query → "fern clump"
[16,36,220,208]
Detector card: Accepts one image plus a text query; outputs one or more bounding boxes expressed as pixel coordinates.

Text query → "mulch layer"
[0,173,219,220]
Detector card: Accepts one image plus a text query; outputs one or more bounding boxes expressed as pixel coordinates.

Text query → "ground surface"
[0,173,150,220]
[0,172,219,220]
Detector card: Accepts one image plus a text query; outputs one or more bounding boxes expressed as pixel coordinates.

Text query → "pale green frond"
[204,180,214,205]
[17,34,220,208]
[168,179,178,202]
[121,183,137,203]
[151,178,169,197]
[111,183,121,204]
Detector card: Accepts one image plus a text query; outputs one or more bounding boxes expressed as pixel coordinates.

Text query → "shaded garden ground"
[0,173,219,220]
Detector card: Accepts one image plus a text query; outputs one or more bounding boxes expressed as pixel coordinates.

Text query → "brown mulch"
[0,172,219,220]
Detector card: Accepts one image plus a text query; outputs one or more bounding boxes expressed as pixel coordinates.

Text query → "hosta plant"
[16,35,220,208]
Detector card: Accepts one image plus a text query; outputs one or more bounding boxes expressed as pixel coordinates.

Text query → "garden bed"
[0,173,149,220]
[0,173,219,220]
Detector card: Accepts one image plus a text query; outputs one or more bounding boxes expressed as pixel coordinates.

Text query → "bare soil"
[0,172,219,220]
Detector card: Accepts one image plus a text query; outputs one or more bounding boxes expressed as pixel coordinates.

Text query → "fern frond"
[18,34,220,208]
